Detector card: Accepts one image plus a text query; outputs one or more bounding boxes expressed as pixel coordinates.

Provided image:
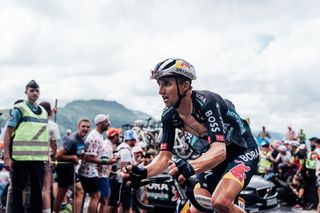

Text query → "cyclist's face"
[157,77,178,107]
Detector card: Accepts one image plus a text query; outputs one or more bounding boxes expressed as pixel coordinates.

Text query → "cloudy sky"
[1,0,319,137]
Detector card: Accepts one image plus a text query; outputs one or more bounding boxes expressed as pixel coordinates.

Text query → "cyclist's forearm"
[189,142,226,174]
[146,151,172,177]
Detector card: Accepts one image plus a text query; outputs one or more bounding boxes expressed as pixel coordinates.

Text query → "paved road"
[263,206,317,213]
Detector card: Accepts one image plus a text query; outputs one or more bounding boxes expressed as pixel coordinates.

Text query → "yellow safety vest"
[258,151,272,173]
[12,102,49,161]
[306,152,316,170]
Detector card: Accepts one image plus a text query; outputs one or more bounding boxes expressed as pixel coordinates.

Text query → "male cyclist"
[123,58,259,213]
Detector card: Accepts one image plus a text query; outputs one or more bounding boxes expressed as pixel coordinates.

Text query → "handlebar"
[131,174,213,212]
[132,175,172,211]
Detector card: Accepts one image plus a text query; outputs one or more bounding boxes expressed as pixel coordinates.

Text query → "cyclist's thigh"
[197,160,229,194]
[222,146,259,188]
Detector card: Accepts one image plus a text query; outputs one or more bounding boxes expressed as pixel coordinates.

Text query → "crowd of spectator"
[0,111,158,213]
[257,126,320,211]
[0,80,159,213]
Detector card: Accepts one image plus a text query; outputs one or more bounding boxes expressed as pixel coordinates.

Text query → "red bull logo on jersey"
[229,160,251,184]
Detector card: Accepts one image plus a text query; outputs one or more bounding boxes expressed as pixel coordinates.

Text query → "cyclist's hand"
[121,165,148,189]
[169,159,195,184]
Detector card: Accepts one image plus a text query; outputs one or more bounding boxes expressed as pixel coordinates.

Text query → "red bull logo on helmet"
[176,60,193,68]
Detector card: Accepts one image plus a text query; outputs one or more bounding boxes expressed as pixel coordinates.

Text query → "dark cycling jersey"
[160,90,259,190]
[160,90,253,152]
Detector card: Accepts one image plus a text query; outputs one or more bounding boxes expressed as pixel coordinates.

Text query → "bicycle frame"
[132,175,213,213]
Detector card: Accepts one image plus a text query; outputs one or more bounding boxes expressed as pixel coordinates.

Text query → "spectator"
[313,138,320,212]
[289,175,306,211]
[269,145,292,170]
[285,126,298,141]
[289,141,300,173]
[115,130,137,213]
[309,137,318,152]
[106,128,122,213]
[258,141,272,177]
[283,140,291,152]
[298,129,307,144]
[304,146,318,210]
[0,161,9,210]
[258,126,271,141]
[131,145,145,213]
[3,80,49,213]
[1,99,29,213]
[269,140,281,173]
[40,101,61,213]
[132,145,145,168]
[78,114,113,213]
[53,118,91,213]
[295,144,307,176]
[97,127,119,213]
[273,163,293,205]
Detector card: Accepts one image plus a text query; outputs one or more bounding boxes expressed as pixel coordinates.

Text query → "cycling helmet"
[150,58,196,80]
[151,58,196,108]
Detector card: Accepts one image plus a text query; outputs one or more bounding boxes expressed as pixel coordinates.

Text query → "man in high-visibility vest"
[3,80,49,213]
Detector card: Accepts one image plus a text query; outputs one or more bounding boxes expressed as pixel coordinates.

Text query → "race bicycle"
[132,174,246,213]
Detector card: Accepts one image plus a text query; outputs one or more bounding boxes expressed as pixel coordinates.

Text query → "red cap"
[107,128,121,139]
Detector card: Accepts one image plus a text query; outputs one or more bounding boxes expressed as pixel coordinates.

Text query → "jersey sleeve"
[159,108,176,152]
[203,101,225,143]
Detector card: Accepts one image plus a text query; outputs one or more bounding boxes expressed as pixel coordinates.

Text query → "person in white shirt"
[116,130,137,213]
[97,134,119,213]
[39,101,61,213]
[132,145,145,168]
[78,114,117,213]
[269,145,292,169]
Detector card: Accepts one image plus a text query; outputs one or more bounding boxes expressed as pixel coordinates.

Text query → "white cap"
[138,141,147,149]
[283,140,290,144]
[278,145,287,152]
[299,144,306,150]
[290,141,300,147]
[94,114,109,124]
[132,145,143,153]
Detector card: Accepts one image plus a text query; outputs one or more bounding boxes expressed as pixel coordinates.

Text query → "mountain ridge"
[0,99,154,136]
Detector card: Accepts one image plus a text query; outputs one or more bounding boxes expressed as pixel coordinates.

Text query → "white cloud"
[1,0,319,137]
